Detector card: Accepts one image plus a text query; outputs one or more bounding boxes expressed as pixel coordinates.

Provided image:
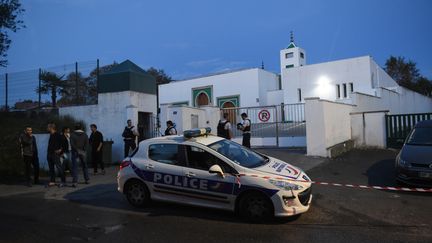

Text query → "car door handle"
[145,164,154,169]
[185,172,196,178]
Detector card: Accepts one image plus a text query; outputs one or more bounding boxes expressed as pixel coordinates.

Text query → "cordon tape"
[236,173,432,193]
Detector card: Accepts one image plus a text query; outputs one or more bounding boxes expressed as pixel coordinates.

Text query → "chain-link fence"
[0,60,100,111]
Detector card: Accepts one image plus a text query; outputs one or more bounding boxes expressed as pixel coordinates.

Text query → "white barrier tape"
[237,173,432,193]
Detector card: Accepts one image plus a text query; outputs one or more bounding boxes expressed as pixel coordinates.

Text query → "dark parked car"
[395,120,432,187]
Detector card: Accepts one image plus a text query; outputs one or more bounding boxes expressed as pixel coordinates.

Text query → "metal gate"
[385,112,432,149]
[221,103,305,147]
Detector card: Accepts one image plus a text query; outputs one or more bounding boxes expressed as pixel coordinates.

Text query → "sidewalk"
[0,166,119,199]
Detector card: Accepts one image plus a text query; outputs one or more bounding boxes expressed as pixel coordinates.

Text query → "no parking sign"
[258,109,271,122]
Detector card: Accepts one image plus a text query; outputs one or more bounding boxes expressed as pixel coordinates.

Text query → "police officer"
[122,119,139,157]
[237,113,251,148]
[217,113,232,139]
[165,120,177,136]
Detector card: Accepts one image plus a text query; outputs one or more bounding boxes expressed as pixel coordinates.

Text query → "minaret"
[280,31,306,78]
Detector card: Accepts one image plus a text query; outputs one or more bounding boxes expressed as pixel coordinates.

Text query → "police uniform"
[242,118,251,148]
[123,126,137,157]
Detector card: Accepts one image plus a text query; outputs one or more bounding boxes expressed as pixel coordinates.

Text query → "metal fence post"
[5,73,8,111]
[96,59,99,101]
[38,68,41,109]
[75,62,79,103]
[275,105,279,147]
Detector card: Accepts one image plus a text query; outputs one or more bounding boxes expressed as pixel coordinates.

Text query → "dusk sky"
[3,0,432,79]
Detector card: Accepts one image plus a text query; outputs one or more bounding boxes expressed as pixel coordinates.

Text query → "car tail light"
[120,160,131,170]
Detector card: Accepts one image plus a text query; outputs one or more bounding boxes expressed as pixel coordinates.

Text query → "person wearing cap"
[237,113,251,148]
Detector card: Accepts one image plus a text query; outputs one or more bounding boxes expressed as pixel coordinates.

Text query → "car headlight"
[269,179,304,191]
[397,157,411,168]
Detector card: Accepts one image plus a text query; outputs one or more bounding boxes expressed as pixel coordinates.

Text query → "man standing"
[164,120,177,136]
[122,119,139,157]
[19,126,39,187]
[237,113,251,148]
[61,127,72,174]
[89,124,104,175]
[70,124,90,187]
[47,123,66,187]
[217,113,233,140]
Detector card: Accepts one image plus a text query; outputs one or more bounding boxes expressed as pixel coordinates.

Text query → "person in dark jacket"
[89,124,104,175]
[47,123,66,187]
[19,126,39,187]
[122,119,139,157]
[70,124,90,187]
[237,113,251,148]
[164,120,177,136]
[217,113,233,140]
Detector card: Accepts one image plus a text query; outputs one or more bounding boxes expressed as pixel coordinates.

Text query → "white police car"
[117,128,312,221]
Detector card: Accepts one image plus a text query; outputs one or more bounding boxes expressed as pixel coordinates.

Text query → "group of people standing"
[217,112,251,147]
[19,123,105,187]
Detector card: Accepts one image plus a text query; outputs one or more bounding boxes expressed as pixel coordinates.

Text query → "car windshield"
[208,139,269,168]
[406,127,432,146]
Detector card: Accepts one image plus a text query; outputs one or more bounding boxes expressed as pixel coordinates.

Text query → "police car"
[117,128,312,221]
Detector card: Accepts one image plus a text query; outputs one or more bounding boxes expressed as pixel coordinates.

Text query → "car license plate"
[419,172,432,178]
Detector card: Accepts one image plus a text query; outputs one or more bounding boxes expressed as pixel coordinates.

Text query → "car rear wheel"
[239,191,273,222]
[125,180,150,207]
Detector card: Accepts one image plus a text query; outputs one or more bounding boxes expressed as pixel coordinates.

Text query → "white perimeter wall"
[159,68,279,107]
[305,98,354,157]
[159,105,220,135]
[352,87,432,114]
[59,91,157,162]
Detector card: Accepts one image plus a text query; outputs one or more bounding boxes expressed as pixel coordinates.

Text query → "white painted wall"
[159,68,279,107]
[59,91,157,162]
[350,112,387,148]
[305,98,354,157]
[282,56,376,104]
[159,105,220,135]
[352,87,432,114]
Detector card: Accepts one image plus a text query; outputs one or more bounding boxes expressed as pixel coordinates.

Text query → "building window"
[285,52,294,58]
[297,88,302,102]
[300,52,304,58]
[285,64,294,69]
[349,82,354,93]
[336,84,340,99]
[343,83,347,98]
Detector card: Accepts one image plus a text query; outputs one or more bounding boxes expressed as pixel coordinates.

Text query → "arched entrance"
[196,92,210,106]
[222,101,236,123]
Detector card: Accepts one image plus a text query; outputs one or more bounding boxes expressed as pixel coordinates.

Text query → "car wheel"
[125,180,150,207]
[239,191,273,222]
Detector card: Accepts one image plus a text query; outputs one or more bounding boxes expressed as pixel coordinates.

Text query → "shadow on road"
[64,183,300,225]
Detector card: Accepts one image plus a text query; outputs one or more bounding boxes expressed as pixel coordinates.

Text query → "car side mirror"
[209,164,224,178]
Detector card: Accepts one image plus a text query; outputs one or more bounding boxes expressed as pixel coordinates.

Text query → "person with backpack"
[122,119,139,157]
[19,125,40,187]
[164,120,177,136]
[217,113,232,140]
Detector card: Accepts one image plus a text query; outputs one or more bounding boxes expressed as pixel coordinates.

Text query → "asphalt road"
[1,149,431,243]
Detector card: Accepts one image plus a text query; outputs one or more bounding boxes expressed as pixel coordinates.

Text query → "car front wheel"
[239,191,273,222]
[125,180,150,207]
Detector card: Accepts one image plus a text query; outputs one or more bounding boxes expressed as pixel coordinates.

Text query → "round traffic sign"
[258,110,271,122]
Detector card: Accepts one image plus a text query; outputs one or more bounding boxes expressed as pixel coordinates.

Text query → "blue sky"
[3,0,432,79]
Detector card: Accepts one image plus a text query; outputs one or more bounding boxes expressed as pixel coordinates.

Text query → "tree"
[145,67,173,85]
[0,0,25,67]
[384,55,432,97]
[37,71,66,107]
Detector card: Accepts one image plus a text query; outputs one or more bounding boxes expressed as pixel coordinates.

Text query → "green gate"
[385,113,432,149]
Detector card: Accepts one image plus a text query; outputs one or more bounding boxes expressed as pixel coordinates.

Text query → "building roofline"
[170,67,278,84]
